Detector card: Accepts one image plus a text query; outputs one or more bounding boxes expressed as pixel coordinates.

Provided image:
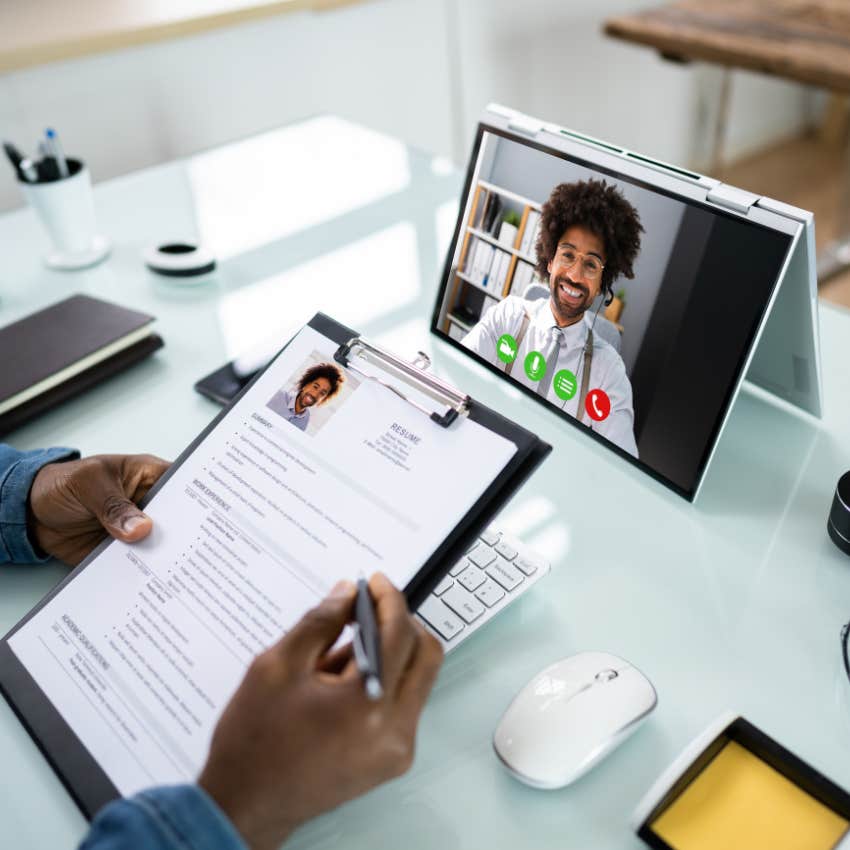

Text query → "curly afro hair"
[536,179,643,293]
[297,362,344,402]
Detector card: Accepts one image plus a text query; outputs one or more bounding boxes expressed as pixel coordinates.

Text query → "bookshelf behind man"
[442,180,543,341]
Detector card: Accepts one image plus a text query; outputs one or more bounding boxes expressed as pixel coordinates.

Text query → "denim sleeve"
[0,443,80,564]
[79,785,248,850]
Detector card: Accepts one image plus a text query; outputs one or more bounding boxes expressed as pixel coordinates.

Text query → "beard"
[550,275,593,323]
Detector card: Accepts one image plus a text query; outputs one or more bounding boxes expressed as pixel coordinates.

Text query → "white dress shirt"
[266,388,310,431]
[462,296,638,457]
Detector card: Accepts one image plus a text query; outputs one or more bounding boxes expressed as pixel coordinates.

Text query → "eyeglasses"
[555,246,605,281]
[842,621,850,682]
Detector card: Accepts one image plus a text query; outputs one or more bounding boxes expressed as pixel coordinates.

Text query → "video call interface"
[432,127,793,498]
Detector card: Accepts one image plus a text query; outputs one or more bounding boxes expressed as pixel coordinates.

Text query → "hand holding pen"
[199,574,443,850]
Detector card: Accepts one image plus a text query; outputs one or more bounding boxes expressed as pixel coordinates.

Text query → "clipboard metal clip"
[335,337,469,428]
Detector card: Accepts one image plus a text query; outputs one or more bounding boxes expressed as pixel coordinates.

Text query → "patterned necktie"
[537,327,563,398]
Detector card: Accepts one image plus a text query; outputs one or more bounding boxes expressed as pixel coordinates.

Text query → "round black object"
[828,472,850,556]
[159,243,197,254]
[144,242,216,278]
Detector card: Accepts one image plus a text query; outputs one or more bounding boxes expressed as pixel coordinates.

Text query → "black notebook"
[0,294,164,435]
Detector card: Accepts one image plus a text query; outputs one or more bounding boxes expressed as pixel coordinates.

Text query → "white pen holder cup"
[18,158,111,270]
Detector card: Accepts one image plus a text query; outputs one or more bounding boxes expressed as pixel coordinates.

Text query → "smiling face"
[296,377,332,411]
[547,225,606,326]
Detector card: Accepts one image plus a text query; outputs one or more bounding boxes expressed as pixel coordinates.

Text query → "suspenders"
[503,310,594,423]
[576,333,593,424]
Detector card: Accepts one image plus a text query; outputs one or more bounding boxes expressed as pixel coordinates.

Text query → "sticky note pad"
[651,741,849,850]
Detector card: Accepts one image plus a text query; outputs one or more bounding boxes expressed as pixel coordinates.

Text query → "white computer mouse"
[493,651,657,789]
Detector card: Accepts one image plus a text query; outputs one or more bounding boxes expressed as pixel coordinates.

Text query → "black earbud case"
[828,472,850,556]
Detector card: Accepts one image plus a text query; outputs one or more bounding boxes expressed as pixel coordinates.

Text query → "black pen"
[352,576,383,700]
[19,158,38,183]
[3,141,24,177]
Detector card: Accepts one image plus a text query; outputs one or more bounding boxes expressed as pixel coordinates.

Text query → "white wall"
[0,0,454,213]
[0,0,813,215]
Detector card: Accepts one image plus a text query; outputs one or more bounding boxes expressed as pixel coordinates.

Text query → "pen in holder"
[18,157,111,270]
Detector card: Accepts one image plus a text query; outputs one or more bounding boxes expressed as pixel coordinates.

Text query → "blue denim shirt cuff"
[0,446,79,564]
[80,785,249,850]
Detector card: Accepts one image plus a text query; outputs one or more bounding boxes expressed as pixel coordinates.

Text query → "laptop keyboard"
[416,528,550,652]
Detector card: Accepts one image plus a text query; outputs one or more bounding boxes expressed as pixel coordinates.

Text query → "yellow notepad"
[652,741,849,850]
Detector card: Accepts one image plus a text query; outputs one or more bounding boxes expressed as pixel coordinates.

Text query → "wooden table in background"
[605,1,850,92]
[604,0,850,279]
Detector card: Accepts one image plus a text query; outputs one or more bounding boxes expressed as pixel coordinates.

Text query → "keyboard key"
[433,575,454,596]
[414,526,549,652]
[442,585,484,623]
[514,555,540,576]
[458,566,485,592]
[468,544,497,569]
[479,528,500,546]
[450,558,470,577]
[418,596,465,640]
[487,559,524,591]
[475,579,505,607]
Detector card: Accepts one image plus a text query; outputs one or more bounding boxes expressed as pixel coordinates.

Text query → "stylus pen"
[352,577,383,700]
[45,128,69,179]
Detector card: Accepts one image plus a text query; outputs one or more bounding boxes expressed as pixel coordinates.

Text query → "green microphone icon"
[524,350,546,381]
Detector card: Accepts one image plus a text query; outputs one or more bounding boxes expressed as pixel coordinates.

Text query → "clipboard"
[0,312,551,820]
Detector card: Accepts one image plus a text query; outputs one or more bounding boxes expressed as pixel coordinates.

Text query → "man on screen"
[267,362,344,432]
[462,179,643,457]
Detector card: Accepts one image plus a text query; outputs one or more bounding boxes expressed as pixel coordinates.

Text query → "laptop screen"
[431,122,794,500]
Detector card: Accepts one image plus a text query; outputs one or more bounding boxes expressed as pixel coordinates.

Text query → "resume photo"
[266,351,360,436]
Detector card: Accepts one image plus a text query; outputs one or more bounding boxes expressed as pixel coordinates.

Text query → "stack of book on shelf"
[519,209,541,257]
[465,239,511,294]
[472,187,504,236]
[511,260,538,296]
[446,291,498,342]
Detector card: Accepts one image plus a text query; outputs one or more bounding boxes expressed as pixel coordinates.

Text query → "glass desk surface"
[1,115,849,850]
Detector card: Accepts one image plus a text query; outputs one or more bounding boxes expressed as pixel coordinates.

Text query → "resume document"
[10,324,516,795]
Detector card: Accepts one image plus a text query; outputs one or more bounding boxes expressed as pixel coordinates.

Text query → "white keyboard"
[415,527,550,652]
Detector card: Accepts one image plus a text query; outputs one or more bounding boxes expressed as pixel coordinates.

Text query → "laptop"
[197,103,821,647]
[431,103,821,502]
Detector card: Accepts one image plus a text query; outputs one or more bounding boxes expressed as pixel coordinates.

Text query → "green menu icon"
[553,369,578,401]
